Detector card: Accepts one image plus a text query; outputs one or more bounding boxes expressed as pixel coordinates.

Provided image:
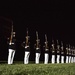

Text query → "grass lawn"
[0,61,75,75]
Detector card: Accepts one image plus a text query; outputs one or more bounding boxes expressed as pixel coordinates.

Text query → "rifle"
[56,40,60,53]
[36,31,40,48]
[44,34,49,49]
[9,24,13,44]
[25,28,30,46]
[61,41,63,51]
[61,41,64,54]
[73,46,75,56]
[51,39,55,50]
[73,46,75,57]
[66,44,69,54]
[68,44,71,55]
[72,46,74,56]
[56,40,60,50]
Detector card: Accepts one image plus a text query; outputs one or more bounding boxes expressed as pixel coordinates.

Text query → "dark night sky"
[0,1,75,61]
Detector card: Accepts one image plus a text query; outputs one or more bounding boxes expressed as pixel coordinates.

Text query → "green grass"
[0,62,75,75]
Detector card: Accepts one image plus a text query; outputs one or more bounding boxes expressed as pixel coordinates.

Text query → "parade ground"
[0,61,75,75]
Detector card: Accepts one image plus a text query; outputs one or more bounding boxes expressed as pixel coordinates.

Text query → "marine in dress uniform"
[65,44,69,63]
[71,46,74,63]
[51,39,56,64]
[68,45,71,63]
[74,47,75,63]
[72,46,75,63]
[43,34,49,64]
[60,41,64,63]
[34,31,41,64]
[56,40,60,63]
[23,28,30,64]
[8,25,16,64]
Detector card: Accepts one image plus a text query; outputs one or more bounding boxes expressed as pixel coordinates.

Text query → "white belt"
[9,43,14,45]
